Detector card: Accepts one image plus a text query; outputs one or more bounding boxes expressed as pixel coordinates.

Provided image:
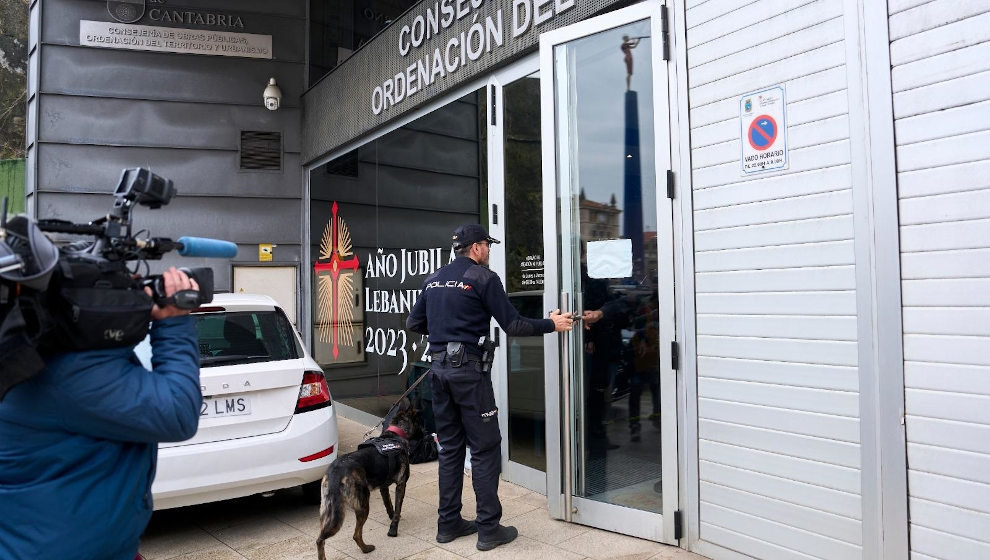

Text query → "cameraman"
[0,267,201,560]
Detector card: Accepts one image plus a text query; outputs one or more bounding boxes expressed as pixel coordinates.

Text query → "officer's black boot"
[476,524,518,551]
[437,519,478,543]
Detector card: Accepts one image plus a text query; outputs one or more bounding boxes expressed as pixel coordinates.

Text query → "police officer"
[407,224,572,551]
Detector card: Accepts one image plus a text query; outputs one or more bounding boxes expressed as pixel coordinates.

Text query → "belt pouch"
[446,341,465,367]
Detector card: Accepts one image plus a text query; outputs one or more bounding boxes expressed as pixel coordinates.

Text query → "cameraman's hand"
[148,266,200,321]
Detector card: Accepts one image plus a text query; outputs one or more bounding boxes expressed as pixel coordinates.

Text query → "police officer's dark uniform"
[406,224,558,551]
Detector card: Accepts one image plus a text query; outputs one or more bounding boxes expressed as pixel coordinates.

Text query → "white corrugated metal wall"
[684,1,863,558]
[890,2,990,559]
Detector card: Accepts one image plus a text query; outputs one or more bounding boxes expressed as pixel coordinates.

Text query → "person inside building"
[0,267,202,560]
[579,267,635,494]
[626,295,661,442]
[406,224,573,551]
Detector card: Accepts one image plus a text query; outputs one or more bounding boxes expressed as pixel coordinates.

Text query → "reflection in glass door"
[489,59,549,493]
[541,2,677,543]
[502,72,547,476]
[566,13,662,514]
[568,20,662,518]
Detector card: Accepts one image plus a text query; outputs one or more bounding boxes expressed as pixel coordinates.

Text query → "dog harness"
[358,426,410,478]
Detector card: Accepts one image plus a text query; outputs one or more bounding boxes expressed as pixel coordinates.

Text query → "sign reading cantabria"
[80,20,272,59]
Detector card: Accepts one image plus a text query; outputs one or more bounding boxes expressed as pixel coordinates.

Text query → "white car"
[136,293,338,510]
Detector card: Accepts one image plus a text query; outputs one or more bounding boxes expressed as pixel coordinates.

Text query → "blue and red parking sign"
[748,115,778,151]
[740,86,787,174]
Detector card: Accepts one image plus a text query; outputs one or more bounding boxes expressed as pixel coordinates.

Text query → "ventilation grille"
[240,131,282,171]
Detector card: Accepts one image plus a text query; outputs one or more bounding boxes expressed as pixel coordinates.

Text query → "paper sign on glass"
[586,239,632,278]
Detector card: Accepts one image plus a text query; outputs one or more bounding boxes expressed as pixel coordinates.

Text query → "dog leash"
[362,369,432,440]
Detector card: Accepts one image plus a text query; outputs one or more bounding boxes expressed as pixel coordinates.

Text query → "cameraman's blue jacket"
[0,316,200,560]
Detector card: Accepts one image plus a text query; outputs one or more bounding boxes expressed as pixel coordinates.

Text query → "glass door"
[540,2,678,542]
[487,56,549,493]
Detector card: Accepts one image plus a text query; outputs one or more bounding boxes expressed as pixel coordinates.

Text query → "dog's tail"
[318,471,345,540]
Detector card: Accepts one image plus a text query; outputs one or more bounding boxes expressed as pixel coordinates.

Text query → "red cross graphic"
[313,201,360,358]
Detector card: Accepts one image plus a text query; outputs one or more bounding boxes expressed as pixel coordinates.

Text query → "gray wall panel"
[44,0,305,61]
[27,0,306,324]
[41,45,304,106]
[38,95,301,152]
[35,191,303,242]
[37,144,301,199]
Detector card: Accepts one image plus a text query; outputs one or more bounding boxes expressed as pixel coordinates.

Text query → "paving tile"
[166,546,247,560]
[240,534,348,560]
[315,510,388,555]
[496,481,531,501]
[556,528,665,560]
[405,480,442,505]
[211,518,304,551]
[514,490,549,509]
[500,496,540,521]
[368,494,440,536]
[364,488,399,518]
[402,546,471,560]
[334,520,434,560]
[646,548,704,560]
[140,525,222,559]
[464,534,584,560]
[410,461,440,475]
[407,470,440,490]
[273,504,323,538]
[406,486,478,515]
[510,509,591,546]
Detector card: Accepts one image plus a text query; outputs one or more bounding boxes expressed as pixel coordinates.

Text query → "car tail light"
[299,446,335,462]
[295,370,331,414]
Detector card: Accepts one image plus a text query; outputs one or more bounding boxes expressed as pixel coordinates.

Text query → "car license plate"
[201,396,251,418]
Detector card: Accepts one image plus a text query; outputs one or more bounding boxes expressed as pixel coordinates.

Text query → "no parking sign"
[740,85,787,174]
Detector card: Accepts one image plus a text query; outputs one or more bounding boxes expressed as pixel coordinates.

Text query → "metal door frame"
[539,0,680,543]
[486,53,547,494]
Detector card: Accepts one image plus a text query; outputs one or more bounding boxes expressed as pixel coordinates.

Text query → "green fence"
[0,159,26,215]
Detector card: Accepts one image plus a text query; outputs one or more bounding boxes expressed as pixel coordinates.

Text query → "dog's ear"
[397,397,411,412]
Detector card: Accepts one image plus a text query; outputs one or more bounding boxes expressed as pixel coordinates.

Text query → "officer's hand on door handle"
[549,309,575,332]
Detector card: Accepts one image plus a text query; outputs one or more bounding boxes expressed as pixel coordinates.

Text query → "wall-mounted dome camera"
[263,78,282,111]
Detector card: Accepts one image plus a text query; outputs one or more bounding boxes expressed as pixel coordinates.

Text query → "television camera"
[0,168,237,400]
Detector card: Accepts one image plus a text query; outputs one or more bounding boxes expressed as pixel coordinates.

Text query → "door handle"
[560,291,573,522]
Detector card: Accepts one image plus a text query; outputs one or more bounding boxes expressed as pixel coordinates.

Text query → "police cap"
[451,224,500,250]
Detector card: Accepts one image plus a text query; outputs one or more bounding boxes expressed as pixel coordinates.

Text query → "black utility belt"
[430,351,482,364]
[431,341,484,368]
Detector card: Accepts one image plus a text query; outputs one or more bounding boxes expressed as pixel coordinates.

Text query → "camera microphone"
[175,237,238,258]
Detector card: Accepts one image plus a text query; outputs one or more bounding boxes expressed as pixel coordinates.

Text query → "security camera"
[263,78,282,111]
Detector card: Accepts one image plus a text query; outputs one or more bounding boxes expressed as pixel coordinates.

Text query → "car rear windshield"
[195,309,303,367]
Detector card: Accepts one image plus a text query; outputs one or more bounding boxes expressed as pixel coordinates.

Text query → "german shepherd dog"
[317,398,423,557]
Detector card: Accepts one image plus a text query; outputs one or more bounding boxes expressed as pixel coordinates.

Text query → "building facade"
[26,1,990,559]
